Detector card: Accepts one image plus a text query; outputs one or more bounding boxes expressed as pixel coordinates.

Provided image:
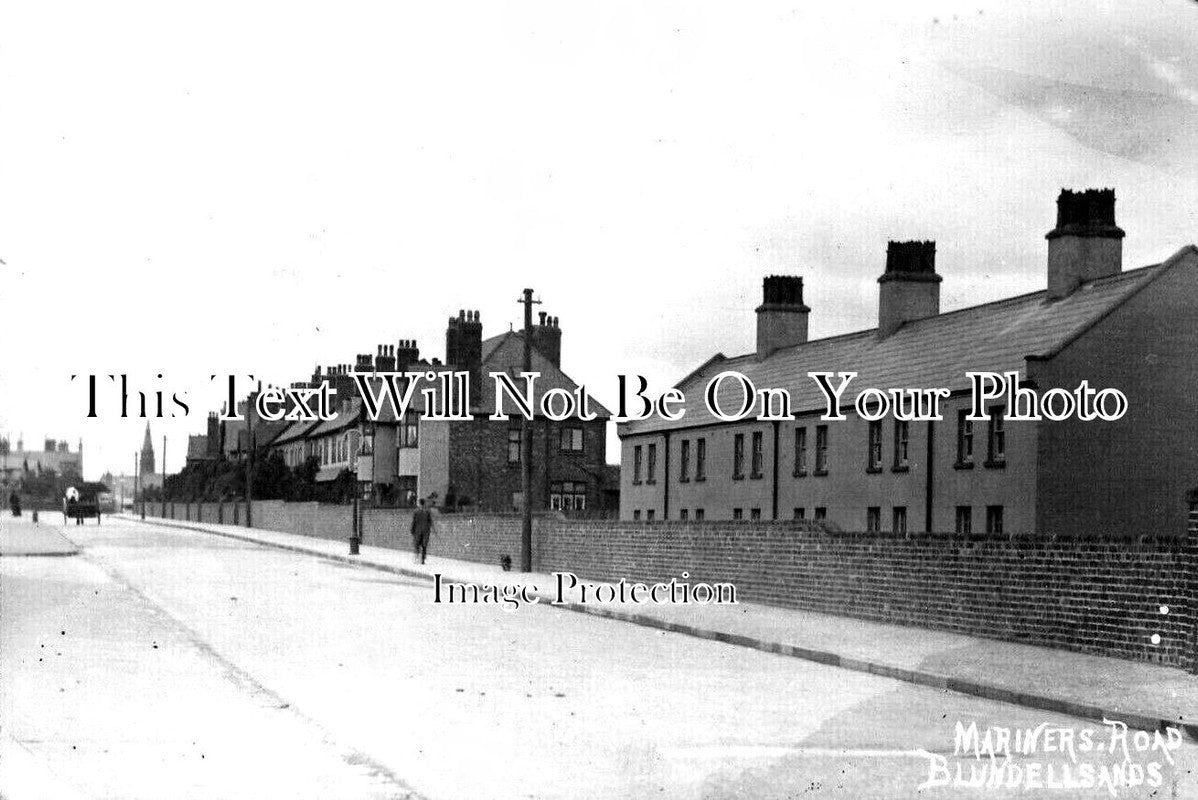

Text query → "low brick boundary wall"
[144,502,1196,668]
[540,521,1194,667]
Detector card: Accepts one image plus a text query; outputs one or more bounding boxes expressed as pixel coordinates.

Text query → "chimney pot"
[539,311,547,325]
[1046,188,1124,299]
[883,240,938,277]
[755,275,810,358]
[877,241,941,337]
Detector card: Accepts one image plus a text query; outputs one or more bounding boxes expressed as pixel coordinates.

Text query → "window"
[511,492,524,511]
[750,431,764,479]
[955,506,972,534]
[694,508,705,521]
[679,508,689,521]
[549,481,586,511]
[733,434,745,479]
[647,443,657,484]
[867,421,883,471]
[632,445,643,484]
[987,408,1006,466]
[814,507,827,521]
[956,410,974,466]
[814,426,829,474]
[696,438,707,481]
[867,506,881,532]
[893,421,909,470]
[793,507,805,520]
[750,508,762,521]
[679,439,691,483]
[793,428,808,476]
[402,410,419,448]
[733,508,744,520]
[893,506,908,535]
[646,509,655,522]
[359,431,374,456]
[559,426,583,452]
[986,505,1004,534]
[633,509,641,521]
[508,429,522,463]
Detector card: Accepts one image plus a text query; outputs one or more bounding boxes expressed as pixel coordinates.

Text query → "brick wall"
[144,501,1196,668]
[538,521,1195,668]
[447,416,609,512]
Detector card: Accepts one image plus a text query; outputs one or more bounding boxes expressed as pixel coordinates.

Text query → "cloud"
[941,62,1196,171]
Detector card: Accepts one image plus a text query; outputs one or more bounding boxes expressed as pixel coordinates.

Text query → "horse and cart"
[62,486,102,525]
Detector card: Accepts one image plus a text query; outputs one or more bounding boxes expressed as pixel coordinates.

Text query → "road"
[2,515,1194,799]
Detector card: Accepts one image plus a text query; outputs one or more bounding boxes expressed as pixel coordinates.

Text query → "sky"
[1,0,1196,480]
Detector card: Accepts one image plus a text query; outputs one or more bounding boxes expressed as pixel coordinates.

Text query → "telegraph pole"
[518,288,541,572]
[135,451,142,519]
[161,435,167,518]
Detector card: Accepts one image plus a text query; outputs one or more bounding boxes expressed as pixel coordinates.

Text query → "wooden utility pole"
[518,288,541,572]
[162,435,167,518]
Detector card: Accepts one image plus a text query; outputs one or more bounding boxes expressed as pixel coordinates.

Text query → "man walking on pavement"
[411,498,433,564]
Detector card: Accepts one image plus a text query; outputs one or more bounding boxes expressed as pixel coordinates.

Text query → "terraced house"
[251,308,617,512]
[618,189,1198,538]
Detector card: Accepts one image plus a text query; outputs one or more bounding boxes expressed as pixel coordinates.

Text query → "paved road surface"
[2,515,1193,799]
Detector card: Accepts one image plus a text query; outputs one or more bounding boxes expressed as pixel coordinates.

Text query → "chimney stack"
[1046,188,1124,299]
[206,412,222,458]
[878,241,940,337]
[446,310,483,384]
[376,344,397,372]
[530,313,563,368]
[755,275,809,358]
[396,339,420,370]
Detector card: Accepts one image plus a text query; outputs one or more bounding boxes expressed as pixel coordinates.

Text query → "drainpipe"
[925,420,935,532]
[662,431,671,521]
[771,421,780,520]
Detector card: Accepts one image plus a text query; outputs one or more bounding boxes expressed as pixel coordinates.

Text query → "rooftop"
[620,247,1198,437]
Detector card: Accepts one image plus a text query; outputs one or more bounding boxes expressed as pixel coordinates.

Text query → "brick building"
[619,189,1198,538]
[254,308,615,512]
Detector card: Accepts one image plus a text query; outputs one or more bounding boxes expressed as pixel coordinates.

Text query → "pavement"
[0,516,80,556]
[121,512,1198,740]
[5,514,1196,799]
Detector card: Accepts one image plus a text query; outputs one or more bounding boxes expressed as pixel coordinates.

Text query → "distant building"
[101,471,135,509]
[140,423,155,476]
[184,416,222,467]
[0,435,84,493]
[619,189,1198,538]
[259,309,617,512]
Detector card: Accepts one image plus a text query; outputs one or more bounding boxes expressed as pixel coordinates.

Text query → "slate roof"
[307,398,362,437]
[185,435,210,460]
[474,332,612,418]
[621,259,1177,436]
[270,417,323,446]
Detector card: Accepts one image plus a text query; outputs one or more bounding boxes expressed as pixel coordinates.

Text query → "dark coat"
[411,508,433,538]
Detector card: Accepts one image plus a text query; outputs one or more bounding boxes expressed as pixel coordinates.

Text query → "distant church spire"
[140,423,156,475]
